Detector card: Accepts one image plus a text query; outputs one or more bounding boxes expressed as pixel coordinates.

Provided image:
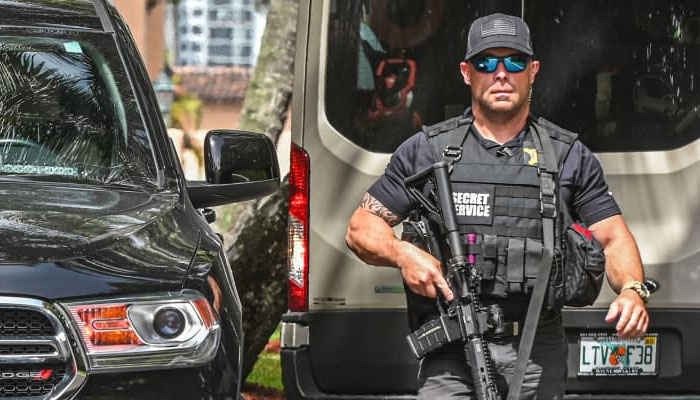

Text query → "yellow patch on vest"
[523,148,539,166]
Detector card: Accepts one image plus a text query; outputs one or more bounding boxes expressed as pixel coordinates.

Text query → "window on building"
[193,26,202,35]
[192,43,201,52]
[180,26,187,34]
[193,9,203,17]
[239,46,252,57]
[210,28,233,40]
[212,0,231,5]
[209,45,233,57]
[246,29,254,39]
[325,0,700,153]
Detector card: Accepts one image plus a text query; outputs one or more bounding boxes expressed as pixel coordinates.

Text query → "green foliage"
[169,92,202,133]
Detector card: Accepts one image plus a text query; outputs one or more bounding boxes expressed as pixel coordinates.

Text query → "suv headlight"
[61,291,220,372]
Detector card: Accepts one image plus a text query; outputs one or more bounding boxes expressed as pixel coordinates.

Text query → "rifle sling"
[507,121,558,400]
[506,217,553,400]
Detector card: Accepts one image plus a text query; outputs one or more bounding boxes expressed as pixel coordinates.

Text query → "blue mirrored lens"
[503,56,528,72]
[472,57,499,72]
[471,55,529,73]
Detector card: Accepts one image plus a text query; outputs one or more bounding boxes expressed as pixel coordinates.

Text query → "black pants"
[417,312,567,399]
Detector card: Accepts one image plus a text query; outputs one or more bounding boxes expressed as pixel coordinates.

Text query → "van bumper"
[282,347,417,400]
[282,308,700,399]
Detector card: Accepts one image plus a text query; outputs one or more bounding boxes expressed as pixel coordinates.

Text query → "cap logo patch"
[481,18,516,37]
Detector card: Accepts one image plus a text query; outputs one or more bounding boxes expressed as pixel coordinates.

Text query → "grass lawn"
[245,325,283,391]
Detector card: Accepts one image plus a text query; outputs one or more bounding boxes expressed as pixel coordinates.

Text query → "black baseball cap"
[465,13,534,60]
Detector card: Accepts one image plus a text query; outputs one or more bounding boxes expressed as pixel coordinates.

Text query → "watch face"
[641,285,651,298]
[635,283,650,300]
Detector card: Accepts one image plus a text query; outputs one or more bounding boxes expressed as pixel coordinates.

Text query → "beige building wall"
[144,1,166,81]
[200,101,243,132]
[113,0,165,81]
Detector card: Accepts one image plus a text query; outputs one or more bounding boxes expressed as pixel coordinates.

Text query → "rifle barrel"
[433,161,464,258]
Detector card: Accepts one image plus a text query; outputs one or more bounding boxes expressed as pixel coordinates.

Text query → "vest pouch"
[547,246,565,310]
[563,223,606,307]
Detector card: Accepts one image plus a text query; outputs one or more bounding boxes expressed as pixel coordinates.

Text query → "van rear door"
[283,1,700,398]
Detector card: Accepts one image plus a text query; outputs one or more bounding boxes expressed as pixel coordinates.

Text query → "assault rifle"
[404,161,500,400]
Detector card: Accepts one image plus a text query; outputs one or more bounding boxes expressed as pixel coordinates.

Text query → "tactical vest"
[403,113,578,329]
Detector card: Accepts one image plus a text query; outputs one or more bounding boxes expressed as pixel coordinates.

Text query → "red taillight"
[288,142,309,312]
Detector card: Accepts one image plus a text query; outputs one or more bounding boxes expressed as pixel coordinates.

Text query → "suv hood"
[0,183,201,299]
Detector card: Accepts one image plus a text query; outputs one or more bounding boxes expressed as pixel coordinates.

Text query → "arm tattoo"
[361,193,401,226]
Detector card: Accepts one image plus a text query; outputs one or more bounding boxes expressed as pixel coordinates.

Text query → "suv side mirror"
[187,130,280,208]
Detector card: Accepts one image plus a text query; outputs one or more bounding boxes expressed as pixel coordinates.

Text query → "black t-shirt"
[368,125,621,226]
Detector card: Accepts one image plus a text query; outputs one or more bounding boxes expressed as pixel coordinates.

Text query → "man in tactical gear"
[346,12,649,399]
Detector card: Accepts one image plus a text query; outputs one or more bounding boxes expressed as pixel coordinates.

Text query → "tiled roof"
[172,65,252,102]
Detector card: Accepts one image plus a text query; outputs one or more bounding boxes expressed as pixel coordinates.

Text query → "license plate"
[578,332,658,376]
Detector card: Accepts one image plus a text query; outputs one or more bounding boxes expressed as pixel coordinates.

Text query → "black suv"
[0,1,279,399]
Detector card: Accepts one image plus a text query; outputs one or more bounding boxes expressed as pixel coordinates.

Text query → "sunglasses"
[469,54,530,73]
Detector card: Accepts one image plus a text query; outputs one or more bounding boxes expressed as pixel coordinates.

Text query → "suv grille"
[0,303,79,399]
[0,344,56,355]
[0,364,66,397]
[0,309,54,337]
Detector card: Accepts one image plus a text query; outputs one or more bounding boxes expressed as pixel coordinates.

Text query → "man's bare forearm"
[590,215,644,292]
[347,193,454,301]
[593,214,649,338]
[345,194,407,268]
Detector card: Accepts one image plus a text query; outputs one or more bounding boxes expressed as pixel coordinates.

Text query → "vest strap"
[494,205,542,219]
[426,119,471,172]
[524,238,543,279]
[461,225,542,239]
[509,119,559,400]
[494,185,541,199]
[508,216,554,400]
[539,173,557,219]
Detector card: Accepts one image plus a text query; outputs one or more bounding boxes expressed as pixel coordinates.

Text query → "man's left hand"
[604,290,649,339]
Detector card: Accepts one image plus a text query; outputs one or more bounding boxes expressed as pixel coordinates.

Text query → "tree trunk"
[237,0,297,142]
[218,0,298,382]
[226,178,289,381]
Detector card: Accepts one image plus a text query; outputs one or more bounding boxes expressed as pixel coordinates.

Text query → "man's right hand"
[395,241,454,301]
[346,193,453,302]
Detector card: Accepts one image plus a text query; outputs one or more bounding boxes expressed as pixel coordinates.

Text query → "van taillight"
[288,143,309,312]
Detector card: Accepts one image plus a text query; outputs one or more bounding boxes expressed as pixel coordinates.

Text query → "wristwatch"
[621,280,651,303]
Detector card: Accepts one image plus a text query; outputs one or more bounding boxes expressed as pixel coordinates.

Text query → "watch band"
[622,280,650,303]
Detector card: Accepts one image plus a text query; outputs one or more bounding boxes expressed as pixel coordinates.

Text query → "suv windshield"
[0,32,158,187]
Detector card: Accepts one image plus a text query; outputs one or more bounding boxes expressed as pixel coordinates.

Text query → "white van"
[282,1,700,398]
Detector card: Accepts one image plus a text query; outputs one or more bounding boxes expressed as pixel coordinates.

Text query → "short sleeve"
[559,140,621,226]
[367,132,435,219]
